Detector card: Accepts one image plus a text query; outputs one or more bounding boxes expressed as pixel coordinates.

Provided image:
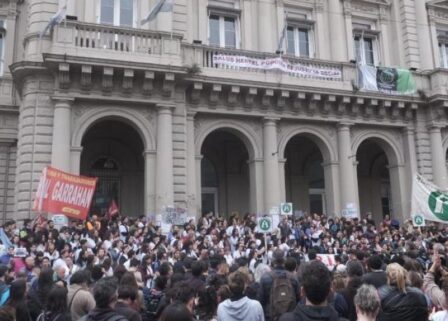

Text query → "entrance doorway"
[80,119,144,216]
[201,130,250,217]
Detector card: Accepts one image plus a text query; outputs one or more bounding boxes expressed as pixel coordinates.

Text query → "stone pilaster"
[51,97,73,172]
[263,118,280,213]
[428,125,448,189]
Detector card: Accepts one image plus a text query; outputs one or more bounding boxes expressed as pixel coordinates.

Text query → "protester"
[80,277,128,321]
[2,209,448,321]
[114,286,142,321]
[378,263,428,321]
[217,271,264,321]
[353,285,380,321]
[159,302,195,321]
[37,286,72,321]
[279,260,347,321]
[67,270,96,320]
[2,279,31,321]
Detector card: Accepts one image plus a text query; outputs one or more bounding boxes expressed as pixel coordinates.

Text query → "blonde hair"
[386,263,407,293]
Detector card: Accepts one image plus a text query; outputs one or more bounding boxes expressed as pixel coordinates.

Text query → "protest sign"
[316,254,336,269]
[33,166,97,220]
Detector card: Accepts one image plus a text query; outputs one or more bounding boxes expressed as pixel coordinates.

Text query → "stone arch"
[195,119,261,159]
[72,107,155,151]
[278,127,337,163]
[351,131,404,166]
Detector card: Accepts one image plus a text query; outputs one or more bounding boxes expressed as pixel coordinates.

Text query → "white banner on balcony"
[212,54,342,80]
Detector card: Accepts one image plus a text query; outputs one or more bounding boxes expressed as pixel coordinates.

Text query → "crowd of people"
[0,211,446,321]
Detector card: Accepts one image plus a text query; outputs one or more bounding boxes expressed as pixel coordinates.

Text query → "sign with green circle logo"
[258,217,272,233]
[428,192,448,222]
[280,202,293,215]
[412,215,425,227]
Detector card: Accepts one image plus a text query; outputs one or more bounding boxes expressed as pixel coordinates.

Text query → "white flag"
[411,174,448,224]
[40,5,67,39]
[276,14,288,53]
[141,0,174,25]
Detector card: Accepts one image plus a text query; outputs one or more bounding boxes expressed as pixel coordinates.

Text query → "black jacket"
[336,277,362,321]
[362,271,387,289]
[279,304,348,321]
[378,285,428,321]
[114,302,141,321]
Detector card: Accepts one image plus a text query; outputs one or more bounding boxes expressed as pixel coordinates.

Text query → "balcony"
[51,21,183,66]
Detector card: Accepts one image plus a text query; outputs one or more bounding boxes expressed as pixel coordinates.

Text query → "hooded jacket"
[279,304,346,321]
[217,296,264,321]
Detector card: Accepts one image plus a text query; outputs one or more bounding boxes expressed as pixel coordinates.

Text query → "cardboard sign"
[52,214,69,230]
[316,254,336,269]
[412,214,426,227]
[33,166,98,220]
[162,207,188,225]
[280,203,293,215]
[258,217,273,233]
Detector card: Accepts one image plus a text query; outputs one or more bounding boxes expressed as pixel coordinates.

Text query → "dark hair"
[93,277,118,308]
[308,249,317,260]
[113,264,127,282]
[159,262,172,277]
[91,265,104,282]
[46,286,69,314]
[120,272,138,288]
[7,279,27,305]
[159,302,195,321]
[70,269,91,285]
[302,260,331,305]
[367,255,383,271]
[154,276,168,291]
[191,261,203,277]
[285,257,297,272]
[130,258,140,268]
[346,260,364,278]
[118,286,137,301]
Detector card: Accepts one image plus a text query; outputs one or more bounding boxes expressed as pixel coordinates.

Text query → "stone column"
[429,125,448,189]
[155,104,174,212]
[337,123,359,217]
[70,146,83,175]
[414,0,434,70]
[144,150,157,215]
[263,118,280,212]
[278,158,287,203]
[323,161,341,216]
[195,155,203,215]
[328,0,346,62]
[186,112,198,217]
[51,97,73,172]
[379,18,391,66]
[249,158,264,214]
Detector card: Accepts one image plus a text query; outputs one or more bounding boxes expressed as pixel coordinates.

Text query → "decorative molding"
[143,71,155,95]
[122,69,134,92]
[58,63,70,89]
[102,67,114,92]
[81,65,92,89]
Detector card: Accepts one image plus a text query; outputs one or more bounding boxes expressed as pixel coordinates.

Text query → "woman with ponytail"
[378,263,428,321]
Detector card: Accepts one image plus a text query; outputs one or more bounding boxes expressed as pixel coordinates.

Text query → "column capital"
[51,96,74,107]
[403,126,415,134]
[337,122,354,130]
[427,123,445,131]
[195,155,204,161]
[321,161,339,168]
[263,117,280,125]
[156,103,176,112]
[278,158,287,164]
[247,158,264,165]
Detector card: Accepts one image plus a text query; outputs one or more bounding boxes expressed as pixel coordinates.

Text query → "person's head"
[272,249,285,267]
[285,257,297,272]
[191,261,203,277]
[93,277,118,309]
[367,255,383,271]
[70,269,91,287]
[386,263,407,293]
[301,260,331,305]
[46,286,68,314]
[346,260,364,279]
[154,275,168,291]
[228,271,247,297]
[117,286,138,306]
[120,271,138,288]
[159,262,173,278]
[38,267,55,292]
[354,284,380,320]
[159,302,195,321]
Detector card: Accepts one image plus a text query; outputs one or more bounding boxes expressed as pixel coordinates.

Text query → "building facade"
[1,0,448,224]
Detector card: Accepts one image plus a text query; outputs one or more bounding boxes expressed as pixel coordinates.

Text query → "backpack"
[270,272,296,321]
[144,287,164,321]
[36,312,62,321]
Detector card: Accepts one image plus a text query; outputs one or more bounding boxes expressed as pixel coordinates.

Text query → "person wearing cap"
[258,248,300,321]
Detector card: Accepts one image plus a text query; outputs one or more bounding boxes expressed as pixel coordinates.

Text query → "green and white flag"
[411,174,448,224]
[358,65,416,95]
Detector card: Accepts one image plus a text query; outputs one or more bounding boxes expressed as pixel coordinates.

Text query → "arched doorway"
[80,119,144,216]
[356,139,391,223]
[284,136,326,215]
[201,130,250,217]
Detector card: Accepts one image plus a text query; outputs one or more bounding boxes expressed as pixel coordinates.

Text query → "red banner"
[32,166,98,220]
